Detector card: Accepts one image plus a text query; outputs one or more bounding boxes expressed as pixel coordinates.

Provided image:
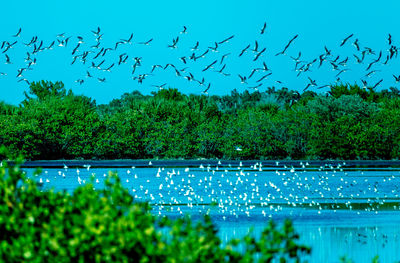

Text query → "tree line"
[1,80,400,160]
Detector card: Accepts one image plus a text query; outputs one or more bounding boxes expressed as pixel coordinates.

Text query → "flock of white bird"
[29,161,400,221]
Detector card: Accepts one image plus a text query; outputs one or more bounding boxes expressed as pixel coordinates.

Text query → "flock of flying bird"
[1,24,399,94]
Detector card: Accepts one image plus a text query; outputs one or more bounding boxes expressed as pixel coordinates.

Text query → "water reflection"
[212,211,400,263]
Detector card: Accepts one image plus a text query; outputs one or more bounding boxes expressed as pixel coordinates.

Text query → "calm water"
[22,161,400,263]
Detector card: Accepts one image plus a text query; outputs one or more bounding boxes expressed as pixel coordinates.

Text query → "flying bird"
[163,63,176,70]
[71,43,80,55]
[184,72,195,81]
[191,41,199,51]
[77,36,84,43]
[256,72,272,82]
[238,74,247,84]
[196,77,206,86]
[93,48,104,59]
[371,79,383,89]
[151,64,163,73]
[290,51,302,62]
[4,54,11,64]
[247,83,262,90]
[324,46,332,56]
[218,35,234,45]
[180,26,187,34]
[75,79,84,85]
[194,49,208,60]
[365,70,380,77]
[168,37,179,49]
[202,60,217,72]
[316,84,332,89]
[336,69,350,77]
[24,36,38,47]
[353,54,364,64]
[174,68,182,77]
[361,79,368,88]
[364,47,375,55]
[214,64,230,76]
[202,83,211,94]
[208,42,219,52]
[114,41,125,50]
[138,38,153,45]
[275,34,298,56]
[353,39,360,51]
[252,41,259,53]
[220,53,230,64]
[248,68,258,79]
[180,56,187,64]
[121,33,133,44]
[254,47,266,61]
[256,62,270,72]
[46,41,55,50]
[18,78,30,85]
[340,34,354,46]
[103,63,115,72]
[152,83,167,89]
[304,77,317,91]
[366,51,382,70]
[118,53,128,65]
[91,27,101,36]
[260,22,267,34]
[239,44,250,57]
[12,28,22,37]
[382,55,389,65]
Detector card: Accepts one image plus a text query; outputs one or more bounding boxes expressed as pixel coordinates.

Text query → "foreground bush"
[0,149,310,262]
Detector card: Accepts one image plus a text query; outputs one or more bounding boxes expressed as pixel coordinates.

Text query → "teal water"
[22,161,400,262]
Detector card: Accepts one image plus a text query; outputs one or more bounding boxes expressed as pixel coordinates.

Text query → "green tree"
[23,80,69,102]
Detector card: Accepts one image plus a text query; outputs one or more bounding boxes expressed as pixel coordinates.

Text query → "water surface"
[22,160,400,263]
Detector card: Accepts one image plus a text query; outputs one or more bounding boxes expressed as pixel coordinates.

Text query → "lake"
[21,160,400,263]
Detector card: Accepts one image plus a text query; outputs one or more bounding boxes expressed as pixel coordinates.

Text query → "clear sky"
[0,0,399,105]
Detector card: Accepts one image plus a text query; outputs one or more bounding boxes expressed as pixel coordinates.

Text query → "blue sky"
[0,0,399,105]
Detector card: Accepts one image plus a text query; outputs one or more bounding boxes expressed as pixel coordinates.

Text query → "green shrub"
[0,148,311,262]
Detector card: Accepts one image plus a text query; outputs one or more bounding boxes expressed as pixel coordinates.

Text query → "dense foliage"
[1,80,400,160]
[0,148,310,262]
